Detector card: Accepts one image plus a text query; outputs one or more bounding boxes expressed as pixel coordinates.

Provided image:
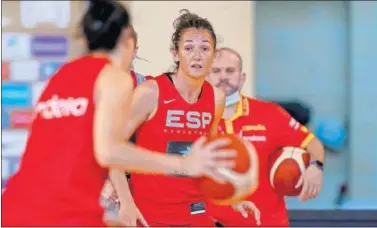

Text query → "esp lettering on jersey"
[166,110,212,129]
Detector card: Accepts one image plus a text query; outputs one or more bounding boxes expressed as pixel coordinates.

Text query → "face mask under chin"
[225,91,241,106]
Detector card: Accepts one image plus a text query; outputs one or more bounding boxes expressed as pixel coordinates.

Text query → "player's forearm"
[109,169,135,205]
[102,142,183,174]
[306,137,325,162]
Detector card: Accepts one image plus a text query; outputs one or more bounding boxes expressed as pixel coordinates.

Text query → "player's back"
[2,55,110,226]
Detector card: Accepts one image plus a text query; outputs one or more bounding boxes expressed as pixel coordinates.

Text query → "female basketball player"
[1,2,235,226]
[110,9,232,227]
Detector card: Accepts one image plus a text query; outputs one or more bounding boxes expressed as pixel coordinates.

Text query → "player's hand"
[232,201,261,226]
[118,203,149,227]
[182,136,236,183]
[295,164,323,202]
[103,214,128,227]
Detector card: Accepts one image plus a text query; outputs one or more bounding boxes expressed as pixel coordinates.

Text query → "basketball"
[197,134,259,205]
[269,147,310,196]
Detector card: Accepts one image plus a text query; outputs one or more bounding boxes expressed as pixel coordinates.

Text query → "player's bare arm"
[210,86,226,137]
[94,65,183,174]
[271,104,325,201]
[295,136,325,201]
[95,71,235,181]
[107,79,160,227]
[305,138,325,163]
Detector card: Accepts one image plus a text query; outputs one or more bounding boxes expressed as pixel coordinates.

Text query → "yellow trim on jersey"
[300,133,315,148]
[227,94,250,122]
[301,125,309,133]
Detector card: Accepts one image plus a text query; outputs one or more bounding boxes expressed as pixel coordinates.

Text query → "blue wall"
[349,1,377,203]
[255,1,377,209]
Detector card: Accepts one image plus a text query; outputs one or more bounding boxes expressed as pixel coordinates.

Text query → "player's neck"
[109,51,129,71]
[173,70,204,103]
[91,50,129,71]
[223,102,239,119]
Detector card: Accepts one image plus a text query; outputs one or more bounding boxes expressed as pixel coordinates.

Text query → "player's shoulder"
[138,73,167,90]
[134,75,159,98]
[97,64,133,89]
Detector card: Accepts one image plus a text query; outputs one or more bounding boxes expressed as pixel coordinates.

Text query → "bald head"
[217,47,243,71]
[207,47,245,96]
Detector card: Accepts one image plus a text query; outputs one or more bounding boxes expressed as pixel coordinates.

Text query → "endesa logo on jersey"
[2,82,32,108]
[35,95,89,119]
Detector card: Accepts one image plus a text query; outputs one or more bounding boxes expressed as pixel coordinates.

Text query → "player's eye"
[184,46,193,52]
[226,68,235,73]
[202,46,210,52]
[212,68,220,74]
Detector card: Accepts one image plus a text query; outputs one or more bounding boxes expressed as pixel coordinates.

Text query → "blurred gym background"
[2,1,377,224]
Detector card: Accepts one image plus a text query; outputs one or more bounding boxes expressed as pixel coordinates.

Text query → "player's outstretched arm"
[94,65,235,183]
[93,65,183,174]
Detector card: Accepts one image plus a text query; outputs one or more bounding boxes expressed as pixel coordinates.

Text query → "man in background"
[206,47,325,226]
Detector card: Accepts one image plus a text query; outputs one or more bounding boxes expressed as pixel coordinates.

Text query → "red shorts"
[135,198,215,227]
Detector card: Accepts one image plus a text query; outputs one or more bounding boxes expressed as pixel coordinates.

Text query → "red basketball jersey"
[2,55,113,226]
[130,74,215,222]
[207,95,314,226]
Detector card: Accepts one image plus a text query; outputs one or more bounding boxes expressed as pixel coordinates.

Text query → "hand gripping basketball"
[181,136,237,183]
[198,135,260,205]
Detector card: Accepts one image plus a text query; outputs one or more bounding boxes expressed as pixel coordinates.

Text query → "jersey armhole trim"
[144,79,160,122]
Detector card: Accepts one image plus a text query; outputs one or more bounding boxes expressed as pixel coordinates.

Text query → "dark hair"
[81,0,131,51]
[171,9,217,70]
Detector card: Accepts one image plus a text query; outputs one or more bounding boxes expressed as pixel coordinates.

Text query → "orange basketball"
[269,147,310,196]
[197,134,258,205]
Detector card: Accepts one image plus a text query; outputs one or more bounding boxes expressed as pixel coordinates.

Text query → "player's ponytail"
[80,0,130,51]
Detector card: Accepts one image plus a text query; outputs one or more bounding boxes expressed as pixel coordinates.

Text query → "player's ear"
[123,26,135,48]
[240,72,246,88]
[132,45,138,59]
[170,47,179,62]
